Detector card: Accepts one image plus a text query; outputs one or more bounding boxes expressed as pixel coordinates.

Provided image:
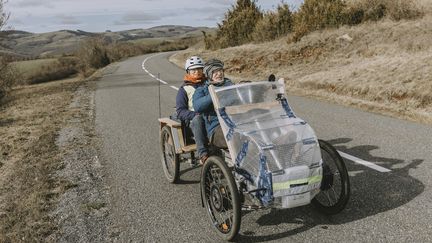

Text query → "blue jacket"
[193,78,233,137]
[176,81,204,121]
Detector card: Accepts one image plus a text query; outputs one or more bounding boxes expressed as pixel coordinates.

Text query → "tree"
[76,37,111,76]
[0,0,9,30]
[0,0,13,101]
[215,0,263,48]
[253,3,293,42]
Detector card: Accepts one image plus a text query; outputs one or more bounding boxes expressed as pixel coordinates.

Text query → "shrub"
[203,31,216,50]
[207,0,263,49]
[253,11,279,42]
[293,0,348,41]
[349,0,423,22]
[0,57,19,100]
[76,37,110,76]
[205,0,424,47]
[26,57,79,84]
[253,3,293,42]
[75,35,198,76]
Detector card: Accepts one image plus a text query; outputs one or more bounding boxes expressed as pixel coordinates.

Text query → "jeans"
[190,115,209,158]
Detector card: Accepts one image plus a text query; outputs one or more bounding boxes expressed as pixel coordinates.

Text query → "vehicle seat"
[169,112,196,146]
[182,121,195,145]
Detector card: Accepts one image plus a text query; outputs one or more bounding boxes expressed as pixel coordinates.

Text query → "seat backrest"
[181,121,195,145]
[170,112,195,146]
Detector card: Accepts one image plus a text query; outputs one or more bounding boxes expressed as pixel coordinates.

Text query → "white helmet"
[184,56,204,71]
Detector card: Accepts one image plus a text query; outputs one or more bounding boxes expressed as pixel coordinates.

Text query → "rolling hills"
[0,25,213,58]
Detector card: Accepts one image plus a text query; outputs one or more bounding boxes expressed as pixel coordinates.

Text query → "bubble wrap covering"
[211,81,322,208]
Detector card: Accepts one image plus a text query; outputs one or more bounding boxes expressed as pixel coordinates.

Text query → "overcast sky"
[5,0,304,33]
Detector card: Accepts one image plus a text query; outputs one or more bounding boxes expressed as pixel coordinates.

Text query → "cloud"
[12,0,55,8]
[11,18,25,25]
[209,0,234,6]
[183,6,226,22]
[56,15,81,25]
[114,11,161,25]
[7,0,301,33]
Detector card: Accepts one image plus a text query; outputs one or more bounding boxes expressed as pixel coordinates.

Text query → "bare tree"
[0,0,9,30]
[0,0,13,100]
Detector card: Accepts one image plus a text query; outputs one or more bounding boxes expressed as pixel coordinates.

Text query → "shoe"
[199,154,209,165]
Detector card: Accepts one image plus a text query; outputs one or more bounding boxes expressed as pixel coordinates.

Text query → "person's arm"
[193,86,213,113]
[176,87,196,121]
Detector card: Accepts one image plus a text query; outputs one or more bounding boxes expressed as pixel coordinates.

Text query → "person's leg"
[190,115,209,161]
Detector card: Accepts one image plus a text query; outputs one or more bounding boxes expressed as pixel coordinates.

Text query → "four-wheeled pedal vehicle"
[158,78,350,241]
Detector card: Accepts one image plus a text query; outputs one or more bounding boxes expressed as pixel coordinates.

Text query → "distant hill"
[0,25,214,58]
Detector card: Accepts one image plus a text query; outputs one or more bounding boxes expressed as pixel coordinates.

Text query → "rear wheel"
[312,139,350,214]
[160,126,180,183]
[201,156,241,241]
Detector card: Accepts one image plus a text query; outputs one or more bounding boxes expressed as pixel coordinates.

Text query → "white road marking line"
[156,79,168,85]
[141,54,178,91]
[338,151,391,173]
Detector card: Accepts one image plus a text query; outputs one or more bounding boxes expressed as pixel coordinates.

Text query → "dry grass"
[11,58,79,85]
[12,59,57,78]
[0,77,86,242]
[171,4,432,124]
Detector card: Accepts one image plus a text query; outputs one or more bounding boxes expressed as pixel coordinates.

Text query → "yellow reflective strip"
[309,175,322,185]
[273,175,323,191]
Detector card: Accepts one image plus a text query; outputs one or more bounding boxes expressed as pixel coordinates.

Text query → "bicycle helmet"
[184,56,204,71]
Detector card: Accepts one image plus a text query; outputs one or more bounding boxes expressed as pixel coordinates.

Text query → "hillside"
[0,25,214,58]
[171,2,432,125]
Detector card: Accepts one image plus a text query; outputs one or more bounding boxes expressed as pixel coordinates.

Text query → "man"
[193,59,233,153]
[176,56,209,164]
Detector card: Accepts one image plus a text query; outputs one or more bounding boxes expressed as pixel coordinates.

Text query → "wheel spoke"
[324,190,334,205]
[330,186,339,202]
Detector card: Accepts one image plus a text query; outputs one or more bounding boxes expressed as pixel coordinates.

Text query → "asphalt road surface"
[95,52,432,242]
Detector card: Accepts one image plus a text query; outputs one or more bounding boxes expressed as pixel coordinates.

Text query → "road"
[95,52,432,242]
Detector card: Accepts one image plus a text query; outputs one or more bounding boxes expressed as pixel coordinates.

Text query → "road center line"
[142,54,390,173]
[142,54,177,89]
[337,151,391,172]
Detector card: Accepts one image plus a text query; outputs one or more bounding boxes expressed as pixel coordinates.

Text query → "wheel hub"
[211,186,223,211]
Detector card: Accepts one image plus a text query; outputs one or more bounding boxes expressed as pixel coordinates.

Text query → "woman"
[175,56,209,164]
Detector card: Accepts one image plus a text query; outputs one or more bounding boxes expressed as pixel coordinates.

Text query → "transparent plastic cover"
[210,81,322,206]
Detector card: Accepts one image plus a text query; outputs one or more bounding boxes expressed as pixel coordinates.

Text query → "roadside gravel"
[49,81,113,242]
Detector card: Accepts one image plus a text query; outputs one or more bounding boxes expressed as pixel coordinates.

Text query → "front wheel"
[160,126,180,183]
[201,156,241,241]
[312,139,350,215]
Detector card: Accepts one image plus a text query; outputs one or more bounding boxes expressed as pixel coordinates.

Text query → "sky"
[5,0,304,33]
